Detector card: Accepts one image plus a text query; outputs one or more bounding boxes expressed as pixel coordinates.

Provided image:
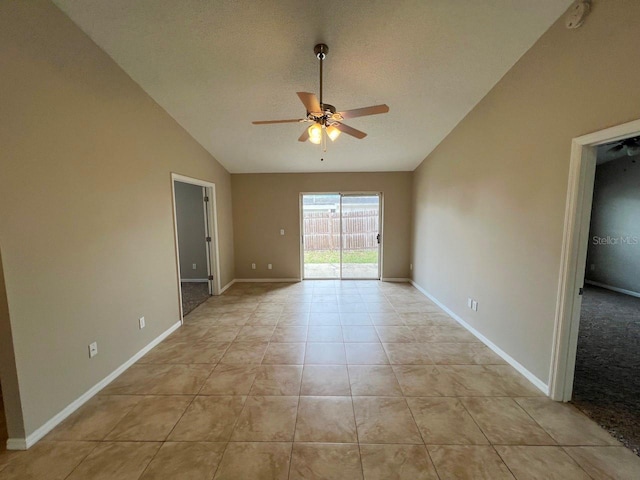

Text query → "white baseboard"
[6,438,27,450]
[410,280,549,395]
[6,320,182,451]
[585,280,640,299]
[381,278,410,282]
[234,278,301,283]
[219,279,236,294]
[180,278,208,283]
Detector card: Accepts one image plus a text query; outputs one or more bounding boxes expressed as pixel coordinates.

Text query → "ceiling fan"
[607,136,640,157]
[252,44,389,148]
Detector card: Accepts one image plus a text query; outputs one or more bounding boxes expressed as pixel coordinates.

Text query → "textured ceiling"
[53,0,572,173]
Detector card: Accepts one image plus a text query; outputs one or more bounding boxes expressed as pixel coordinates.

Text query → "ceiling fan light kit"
[308,123,323,144]
[252,43,389,151]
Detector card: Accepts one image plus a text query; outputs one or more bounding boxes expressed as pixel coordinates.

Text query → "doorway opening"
[573,136,640,454]
[171,174,221,319]
[550,120,640,454]
[301,193,382,280]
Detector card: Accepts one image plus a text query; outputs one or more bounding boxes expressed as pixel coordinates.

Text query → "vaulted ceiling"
[53,0,572,173]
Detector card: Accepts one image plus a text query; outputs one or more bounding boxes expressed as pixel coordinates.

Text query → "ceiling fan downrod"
[314,44,328,111]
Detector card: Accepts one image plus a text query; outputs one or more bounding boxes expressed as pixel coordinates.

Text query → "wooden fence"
[303,210,379,251]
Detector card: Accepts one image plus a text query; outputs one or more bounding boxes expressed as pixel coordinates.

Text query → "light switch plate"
[89,342,98,358]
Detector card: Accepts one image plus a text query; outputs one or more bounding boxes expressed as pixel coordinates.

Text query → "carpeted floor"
[181,281,210,316]
[572,285,640,456]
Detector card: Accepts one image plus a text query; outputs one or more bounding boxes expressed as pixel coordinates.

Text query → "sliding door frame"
[299,191,383,281]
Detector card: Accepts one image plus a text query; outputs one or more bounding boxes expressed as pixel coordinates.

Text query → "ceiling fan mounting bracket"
[314,43,328,60]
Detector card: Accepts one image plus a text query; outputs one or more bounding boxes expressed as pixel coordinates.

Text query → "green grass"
[304,250,378,264]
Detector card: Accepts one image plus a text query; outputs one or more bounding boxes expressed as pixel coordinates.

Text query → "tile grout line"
[286,320,307,480]
[191,297,257,472]
[558,446,600,479]
[456,397,492,445]
[511,396,564,446]
[398,361,444,479]
[403,402,443,480]
[169,306,243,480]
[206,298,262,480]
[488,445,519,480]
[61,440,103,480]
[390,287,460,480]
[344,339,366,480]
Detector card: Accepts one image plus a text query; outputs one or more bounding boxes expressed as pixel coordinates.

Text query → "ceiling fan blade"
[337,104,389,119]
[334,122,367,139]
[252,119,304,125]
[607,144,625,153]
[297,92,322,115]
[298,127,310,142]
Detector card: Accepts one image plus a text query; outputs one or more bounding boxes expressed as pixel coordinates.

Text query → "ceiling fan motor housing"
[307,103,340,125]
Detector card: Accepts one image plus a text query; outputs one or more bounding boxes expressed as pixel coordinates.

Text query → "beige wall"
[411,0,640,383]
[0,249,24,439]
[232,173,412,280]
[586,154,640,294]
[174,182,209,280]
[0,0,234,438]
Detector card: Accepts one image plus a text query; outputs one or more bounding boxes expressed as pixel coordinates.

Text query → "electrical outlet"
[472,300,478,312]
[280,229,285,236]
[88,342,98,358]
[467,298,473,309]
[268,263,273,270]
[251,263,256,270]
[139,316,145,329]
[192,263,197,270]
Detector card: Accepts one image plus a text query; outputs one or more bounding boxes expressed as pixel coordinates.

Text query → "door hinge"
[203,196,209,202]
[376,233,381,244]
[208,275,214,281]
[206,236,212,242]
[578,287,584,296]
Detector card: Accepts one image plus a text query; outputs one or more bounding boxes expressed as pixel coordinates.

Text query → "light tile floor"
[304,263,379,279]
[1,280,640,479]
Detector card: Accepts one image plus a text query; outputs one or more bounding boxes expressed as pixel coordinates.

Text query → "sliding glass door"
[302,193,381,279]
[341,194,380,279]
